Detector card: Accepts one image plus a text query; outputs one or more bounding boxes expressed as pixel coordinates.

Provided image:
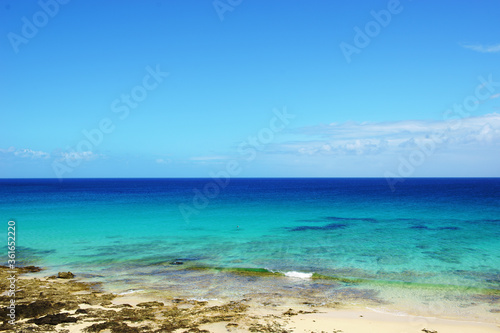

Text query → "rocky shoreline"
[0,265,305,332]
[2,266,499,333]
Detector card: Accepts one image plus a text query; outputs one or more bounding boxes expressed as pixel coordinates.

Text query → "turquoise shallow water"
[1,178,499,320]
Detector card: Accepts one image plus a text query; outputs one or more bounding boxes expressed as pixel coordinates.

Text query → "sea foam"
[117,289,143,295]
[284,271,313,279]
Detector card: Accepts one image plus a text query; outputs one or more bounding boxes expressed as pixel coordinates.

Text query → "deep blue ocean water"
[1,178,499,319]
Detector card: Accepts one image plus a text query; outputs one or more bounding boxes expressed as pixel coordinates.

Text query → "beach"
[1,266,499,332]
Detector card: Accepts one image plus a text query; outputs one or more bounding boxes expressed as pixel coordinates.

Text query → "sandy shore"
[241,307,500,333]
[66,300,500,333]
[1,266,499,332]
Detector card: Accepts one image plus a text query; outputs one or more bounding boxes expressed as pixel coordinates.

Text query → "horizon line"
[1,176,499,180]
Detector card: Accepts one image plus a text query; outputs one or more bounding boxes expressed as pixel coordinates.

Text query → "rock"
[15,300,57,319]
[283,308,298,316]
[57,271,75,279]
[422,329,438,333]
[28,313,78,325]
[23,265,42,273]
[111,303,133,308]
[82,321,141,333]
[137,301,164,308]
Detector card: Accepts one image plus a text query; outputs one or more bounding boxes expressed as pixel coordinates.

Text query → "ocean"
[1,178,499,321]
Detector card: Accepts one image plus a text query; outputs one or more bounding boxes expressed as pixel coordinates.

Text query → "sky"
[1,0,500,178]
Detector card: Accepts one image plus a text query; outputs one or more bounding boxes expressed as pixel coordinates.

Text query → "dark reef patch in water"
[289,223,348,232]
[480,219,500,223]
[410,225,430,230]
[16,246,56,256]
[324,216,377,222]
[410,225,460,231]
[6,246,56,266]
[437,226,460,230]
[392,218,421,222]
[294,216,377,224]
[423,251,461,264]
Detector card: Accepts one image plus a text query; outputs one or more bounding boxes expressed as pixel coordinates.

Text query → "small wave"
[284,271,313,279]
[117,289,143,295]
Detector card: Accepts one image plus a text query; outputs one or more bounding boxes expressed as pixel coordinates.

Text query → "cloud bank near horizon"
[266,113,500,157]
[2,113,500,177]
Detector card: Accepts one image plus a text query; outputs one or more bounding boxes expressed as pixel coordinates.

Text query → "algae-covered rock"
[83,321,142,333]
[57,271,75,279]
[137,301,164,308]
[28,313,78,325]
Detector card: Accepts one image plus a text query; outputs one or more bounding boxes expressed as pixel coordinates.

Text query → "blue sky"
[1,0,499,178]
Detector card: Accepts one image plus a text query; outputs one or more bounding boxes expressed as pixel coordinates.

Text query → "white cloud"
[0,147,50,159]
[0,147,106,163]
[460,43,500,53]
[275,113,500,156]
[58,151,100,162]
